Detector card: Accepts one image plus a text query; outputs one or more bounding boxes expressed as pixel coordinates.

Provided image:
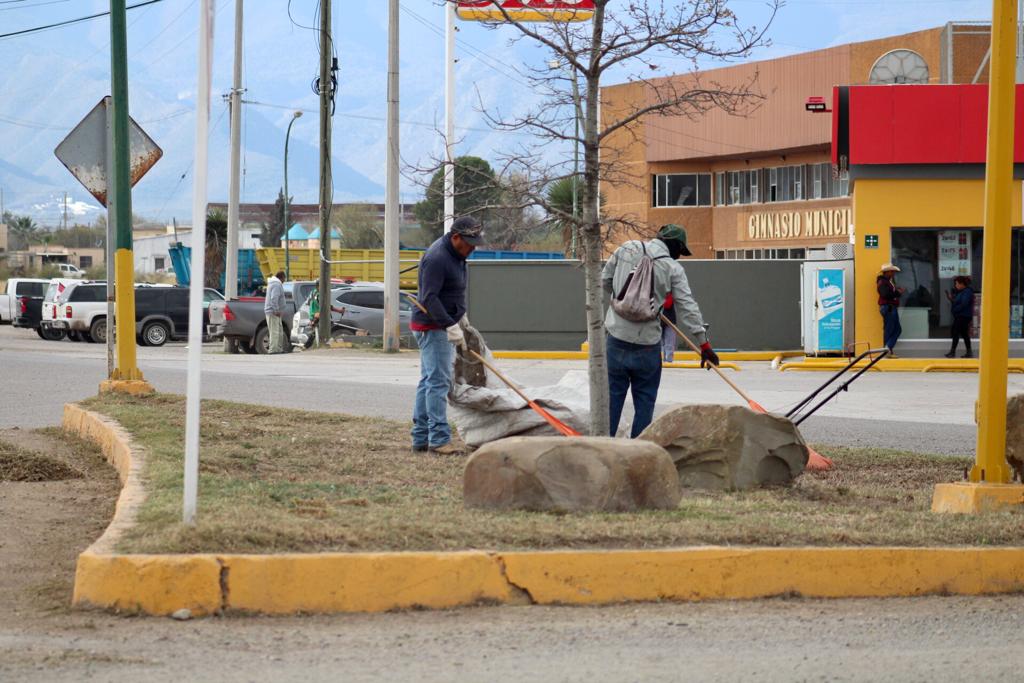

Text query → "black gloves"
[700,343,720,369]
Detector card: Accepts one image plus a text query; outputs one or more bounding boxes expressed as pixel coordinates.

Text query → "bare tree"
[445,0,777,435]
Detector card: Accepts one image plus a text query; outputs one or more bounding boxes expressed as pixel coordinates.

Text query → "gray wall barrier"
[466,259,802,351]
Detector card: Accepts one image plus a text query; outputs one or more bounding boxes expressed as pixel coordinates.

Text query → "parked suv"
[290,284,415,348]
[55,281,108,342]
[40,278,84,340]
[135,286,224,346]
[54,282,223,345]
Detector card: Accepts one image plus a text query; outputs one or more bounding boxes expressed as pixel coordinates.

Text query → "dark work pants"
[950,316,972,355]
[880,305,902,351]
[607,334,663,438]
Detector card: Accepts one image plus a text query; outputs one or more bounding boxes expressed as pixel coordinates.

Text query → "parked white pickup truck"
[0,278,50,324]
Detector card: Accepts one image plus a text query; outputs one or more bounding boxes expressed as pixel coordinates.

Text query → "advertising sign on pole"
[816,268,845,352]
[456,0,595,22]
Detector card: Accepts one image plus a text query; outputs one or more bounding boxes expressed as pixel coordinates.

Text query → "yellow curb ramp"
[780,358,1024,373]
[494,349,800,362]
[64,403,1024,616]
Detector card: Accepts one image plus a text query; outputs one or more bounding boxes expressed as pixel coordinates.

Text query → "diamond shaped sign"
[54,97,163,207]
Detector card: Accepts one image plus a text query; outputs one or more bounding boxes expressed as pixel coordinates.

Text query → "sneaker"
[944,352,955,358]
[962,352,973,359]
[430,442,464,456]
[411,444,428,453]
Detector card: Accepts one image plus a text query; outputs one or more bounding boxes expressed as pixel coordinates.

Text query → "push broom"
[659,313,833,471]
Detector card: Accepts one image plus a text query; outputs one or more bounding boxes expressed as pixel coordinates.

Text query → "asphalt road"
[5,596,1024,682]
[1,324,1014,455]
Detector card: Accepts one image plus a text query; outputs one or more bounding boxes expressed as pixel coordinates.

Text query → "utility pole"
[444,0,456,234]
[317,0,333,346]
[383,0,400,353]
[224,0,244,352]
[104,97,116,378]
[63,191,68,230]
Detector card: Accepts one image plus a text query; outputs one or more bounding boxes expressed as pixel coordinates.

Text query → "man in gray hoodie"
[603,224,719,437]
[263,270,287,354]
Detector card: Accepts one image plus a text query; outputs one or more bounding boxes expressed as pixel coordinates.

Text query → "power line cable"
[0,0,164,40]
[0,0,73,12]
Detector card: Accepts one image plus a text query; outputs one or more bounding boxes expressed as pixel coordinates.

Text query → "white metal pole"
[443,0,455,234]
[225,0,243,301]
[183,0,215,526]
[383,0,401,353]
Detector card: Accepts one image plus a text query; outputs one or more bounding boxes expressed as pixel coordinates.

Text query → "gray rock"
[170,608,192,621]
[1006,395,1024,481]
[463,436,681,512]
[638,404,808,491]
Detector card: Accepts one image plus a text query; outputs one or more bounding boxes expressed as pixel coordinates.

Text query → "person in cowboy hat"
[877,263,905,356]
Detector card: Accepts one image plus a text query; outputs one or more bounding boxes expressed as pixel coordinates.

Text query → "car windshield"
[44,284,58,302]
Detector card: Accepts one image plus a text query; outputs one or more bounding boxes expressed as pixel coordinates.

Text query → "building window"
[715,250,726,259]
[715,173,726,206]
[79,256,93,269]
[652,173,712,207]
[154,257,165,270]
[889,228,1024,339]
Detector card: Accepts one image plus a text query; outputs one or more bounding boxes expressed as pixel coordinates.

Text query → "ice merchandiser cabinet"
[800,260,855,355]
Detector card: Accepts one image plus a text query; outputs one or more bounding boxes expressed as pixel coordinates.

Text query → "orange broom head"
[806,445,833,471]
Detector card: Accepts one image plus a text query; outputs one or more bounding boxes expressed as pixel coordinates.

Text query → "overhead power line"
[0,0,164,40]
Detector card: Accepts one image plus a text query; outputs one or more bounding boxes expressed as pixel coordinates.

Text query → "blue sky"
[0,0,997,225]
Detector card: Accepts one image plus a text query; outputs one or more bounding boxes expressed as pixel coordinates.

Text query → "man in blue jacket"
[410,216,484,455]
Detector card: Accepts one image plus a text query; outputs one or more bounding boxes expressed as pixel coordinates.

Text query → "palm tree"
[9,216,39,250]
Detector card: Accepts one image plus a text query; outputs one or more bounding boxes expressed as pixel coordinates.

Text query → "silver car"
[291,284,415,348]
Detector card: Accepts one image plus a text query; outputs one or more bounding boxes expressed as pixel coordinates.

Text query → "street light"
[550,59,580,258]
[283,110,303,280]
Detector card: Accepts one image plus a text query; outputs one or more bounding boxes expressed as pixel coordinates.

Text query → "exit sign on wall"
[864,234,879,249]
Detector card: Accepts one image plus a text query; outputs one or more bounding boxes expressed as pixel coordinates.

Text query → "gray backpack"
[611,241,669,322]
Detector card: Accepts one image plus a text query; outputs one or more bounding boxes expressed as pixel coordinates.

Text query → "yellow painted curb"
[932,482,1024,513]
[74,552,223,616]
[662,361,740,371]
[225,552,525,614]
[99,379,156,396]
[499,548,1024,603]
[780,359,1024,373]
[64,403,1024,616]
[493,351,588,360]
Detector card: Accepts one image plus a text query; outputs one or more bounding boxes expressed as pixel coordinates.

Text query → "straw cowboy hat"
[879,263,901,273]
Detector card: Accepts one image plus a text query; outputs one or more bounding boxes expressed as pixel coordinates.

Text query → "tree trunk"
[581,224,609,436]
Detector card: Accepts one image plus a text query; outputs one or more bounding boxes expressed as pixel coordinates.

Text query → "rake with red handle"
[659,313,832,471]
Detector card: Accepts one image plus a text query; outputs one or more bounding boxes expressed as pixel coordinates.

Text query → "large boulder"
[638,405,808,491]
[463,436,681,512]
[1006,394,1024,481]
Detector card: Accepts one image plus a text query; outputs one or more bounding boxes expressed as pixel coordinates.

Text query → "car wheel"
[143,321,170,347]
[37,326,67,341]
[254,326,270,354]
[89,318,107,344]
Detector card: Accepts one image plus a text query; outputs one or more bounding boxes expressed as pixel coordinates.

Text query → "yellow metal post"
[972,0,1016,485]
[933,0,1024,512]
[113,249,142,380]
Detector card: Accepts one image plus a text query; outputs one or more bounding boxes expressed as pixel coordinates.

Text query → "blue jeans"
[880,305,902,351]
[661,324,676,363]
[412,329,453,447]
[607,334,663,438]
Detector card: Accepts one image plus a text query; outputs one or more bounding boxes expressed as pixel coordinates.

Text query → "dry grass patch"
[80,393,1024,554]
[0,441,82,482]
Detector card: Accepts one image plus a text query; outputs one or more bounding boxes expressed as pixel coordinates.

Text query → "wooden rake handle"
[659,313,759,408]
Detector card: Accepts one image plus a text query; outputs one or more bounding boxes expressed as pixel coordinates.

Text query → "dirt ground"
[3,426,1024,682]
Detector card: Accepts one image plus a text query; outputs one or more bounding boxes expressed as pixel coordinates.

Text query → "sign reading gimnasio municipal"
[741,208,852,242]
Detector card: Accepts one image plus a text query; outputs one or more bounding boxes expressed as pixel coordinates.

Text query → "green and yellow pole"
[933,0,1022,512]
[101,0,150,393]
